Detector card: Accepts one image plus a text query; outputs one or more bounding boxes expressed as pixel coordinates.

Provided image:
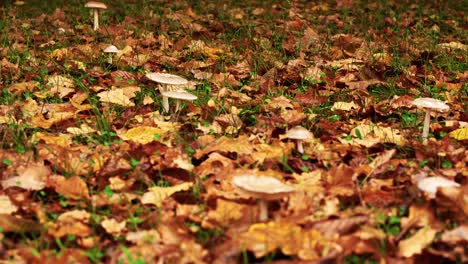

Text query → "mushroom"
[85,1,108,31]
[103,45,119,64]
[417,176,460,198]
[232,174,295,221]
[283,125,314,154]
[160,90,197,113]
[145,73,189,112]
[412,98,449,140]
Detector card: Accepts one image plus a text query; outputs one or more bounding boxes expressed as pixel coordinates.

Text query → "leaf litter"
[0,0,466,263]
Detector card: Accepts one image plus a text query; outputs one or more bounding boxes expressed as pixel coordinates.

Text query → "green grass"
[0,0,466,262]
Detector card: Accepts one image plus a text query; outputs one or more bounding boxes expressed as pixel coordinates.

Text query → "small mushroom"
[85,1,108,31]
[417,176,460,198]
[145,73,189,112]
[160,90,197,113]
[103,45,119,64]
[412,98,449,140]
[232,174,295,221]
[283,125,314,154]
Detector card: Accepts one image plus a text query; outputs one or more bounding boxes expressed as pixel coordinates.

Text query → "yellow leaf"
[101,218,127,235]
[97,89,135,107]
[32,132,72,147]
[349,124,406,146]
[50,47,68,60]
[0,195,18,214]
[398,226,437,258]
[66,123,96,135]
[331,101,360,111]
[119,126,164,144]
[449,128,468,140]
[141,182,193,207]
[201,199,244,229]
[236,222,338,261]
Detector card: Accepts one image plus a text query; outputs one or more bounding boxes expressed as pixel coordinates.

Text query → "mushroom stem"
[175,99,181,112]
[422,110,431,140]
[296,140,304,154]
[107,56,113,64]
[258,200,268,221]
[93,9,99,30]
[162,95,170,112]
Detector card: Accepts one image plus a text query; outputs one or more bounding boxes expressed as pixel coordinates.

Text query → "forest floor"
[0,0,466,263]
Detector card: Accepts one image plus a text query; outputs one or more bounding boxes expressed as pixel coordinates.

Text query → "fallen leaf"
[141,182,193,207]
[48,175,90,200]
[331,101,360,111]
[119,126,164,144]
[398,226,437,257]
[97,88,135,107]
[101,218,127,235]
[449,128,468,140]
[0,195,18,214]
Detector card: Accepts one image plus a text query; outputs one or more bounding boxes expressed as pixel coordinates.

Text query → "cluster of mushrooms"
[84,2,198,114]
[84,1,457,222]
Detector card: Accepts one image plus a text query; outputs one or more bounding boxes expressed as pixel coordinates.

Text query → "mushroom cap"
[85,1,108,9]
[284,125,313,140]
[146,73,188,85]
[232,174,295,200]
[412,98,449,112]
[103,45,119,53]
[417,176,460,196]
[160,90,197,100]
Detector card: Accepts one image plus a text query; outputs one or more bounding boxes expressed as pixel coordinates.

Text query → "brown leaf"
[398,226,437,258]
[48,175,90,200]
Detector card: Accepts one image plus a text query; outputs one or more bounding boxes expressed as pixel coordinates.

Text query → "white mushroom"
[283,126,314,154]
[145,73,189,112]
[85,1,108,31]
[160,90,197,112]
[412,98,449,140]
[417,176,460,198]
[103,45,119,64]
[232,174,295,221]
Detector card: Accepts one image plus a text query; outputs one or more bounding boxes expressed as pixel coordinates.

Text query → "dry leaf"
[101,218,127,235]
[141,182,193,207]
[97,88,135,107]
[398,226,437,257]
[119,126,164,144]
[0,195,18,214]
[331,101,360,111]
[449,128,468,140]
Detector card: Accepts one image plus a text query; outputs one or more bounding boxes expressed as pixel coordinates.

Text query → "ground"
[0,0,466,263]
